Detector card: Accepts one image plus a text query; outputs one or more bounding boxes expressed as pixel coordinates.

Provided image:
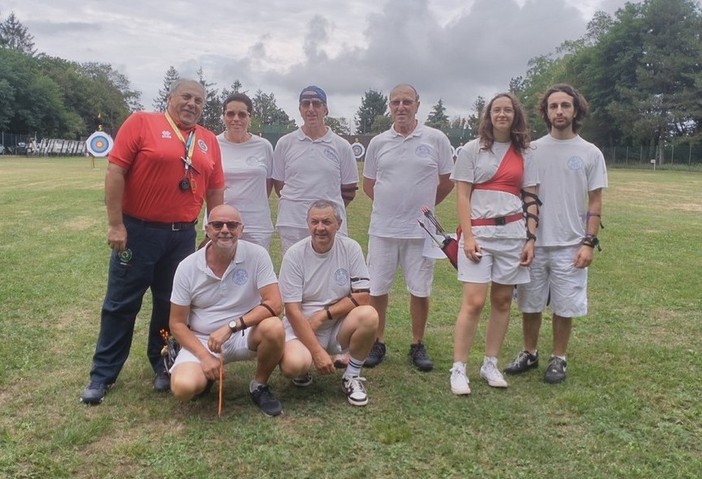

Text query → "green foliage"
[325,116,351,135]
[425,98,449,132]
[251,89,295,130]
[355,89,388,134]
[0,11,36,55]
[153,66,180,112]
[0,159,701,478]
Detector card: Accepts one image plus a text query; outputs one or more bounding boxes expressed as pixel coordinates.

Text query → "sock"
[483,356,498,365]
[249,380,264,393]
[452,361,466,371]
[555,355,566,361]
[343,356,364,378]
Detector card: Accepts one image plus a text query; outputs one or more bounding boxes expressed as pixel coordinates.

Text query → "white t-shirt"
[217,133,274,235]
[272,127,358,234]
[279,235,370,332]
[170,241,278,335]
[526,134,608,247]
[363,124,454,239]
[451,139,537,239]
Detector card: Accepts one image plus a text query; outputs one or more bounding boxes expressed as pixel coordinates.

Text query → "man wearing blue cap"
[272,86,359,254]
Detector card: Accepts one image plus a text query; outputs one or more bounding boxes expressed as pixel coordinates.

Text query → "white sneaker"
[449,364,471,395]
[341,376,368,406]
[480,358,509,388]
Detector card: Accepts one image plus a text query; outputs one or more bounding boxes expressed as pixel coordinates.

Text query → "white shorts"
[170,330,256,371]
[367,236,435,297]
[241,230,273,252]
[457,236,530,285]
[283,318,345,354]
[517,245,588,318]
[278,226,309,255]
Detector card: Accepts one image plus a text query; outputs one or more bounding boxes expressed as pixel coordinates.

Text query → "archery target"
[351,142,365,159]
[86,131,114,157]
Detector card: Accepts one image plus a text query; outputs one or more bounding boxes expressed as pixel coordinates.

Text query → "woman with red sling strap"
[448,93,539,395]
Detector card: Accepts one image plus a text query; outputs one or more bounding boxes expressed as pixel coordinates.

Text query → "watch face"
[228,320,237,331]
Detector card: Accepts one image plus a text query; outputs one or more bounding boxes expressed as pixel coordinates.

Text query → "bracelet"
[239,316,248,336]
[325,306,333,321]
[347,293,359,307]
[259,302,276,317]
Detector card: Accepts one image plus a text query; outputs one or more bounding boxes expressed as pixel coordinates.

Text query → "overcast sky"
[5,0,634,129]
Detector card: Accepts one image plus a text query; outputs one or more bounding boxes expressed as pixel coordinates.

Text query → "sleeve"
[522,148,539,188]
[278,248,304,303]
[255,246,278,289]
[362,137,378,180]
[271,135,287,181]
[451,140,477,183]
[587,146,608,191]
[263,138,274,179]
[348,240,370,292]
[436,131,455,175]
[338,139,359,184]
[107,113,143,170]
[170,261,193,306]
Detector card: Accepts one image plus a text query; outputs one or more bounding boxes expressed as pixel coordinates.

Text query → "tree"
[196,67,222,133]
[0,12,36,56]
[251,90,294,130]
[464,96,486,140]
[370,115,392,133]
[220,79,244,104]
[355,89,388,134]
[325,116,351,136]
[153,66,180,112]
[425,99,449,132]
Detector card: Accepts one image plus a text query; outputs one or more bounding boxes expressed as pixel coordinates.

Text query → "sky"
[4,0,634,130]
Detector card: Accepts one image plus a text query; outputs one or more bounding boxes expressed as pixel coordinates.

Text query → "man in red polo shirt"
[81,79,224,405]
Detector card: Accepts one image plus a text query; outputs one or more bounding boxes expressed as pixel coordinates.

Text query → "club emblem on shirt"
[246,156,262,167]
[568,156,585,171]
[323,148,338,161]
[232,268,248,285]
[161,130,172,139]
[415,144,432,158]
[198,139,208,152]
[334,268,349,286]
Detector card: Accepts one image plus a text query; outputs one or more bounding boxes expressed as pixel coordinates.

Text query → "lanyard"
[165,112,197,168]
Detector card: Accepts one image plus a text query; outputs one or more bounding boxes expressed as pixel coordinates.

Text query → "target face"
[351,142,365,159]
[86,131,114,157]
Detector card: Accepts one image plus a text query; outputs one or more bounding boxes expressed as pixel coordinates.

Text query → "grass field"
[0,157,700,478]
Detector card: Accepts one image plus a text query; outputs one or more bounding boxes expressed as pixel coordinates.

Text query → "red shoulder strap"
[472,146,523,197]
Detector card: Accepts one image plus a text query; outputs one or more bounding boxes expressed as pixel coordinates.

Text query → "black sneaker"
[364,340,386,368]
[409,342,433,372]
[504,350,539,375]
[250,384,283,417]
[153,371,171,392]
[544,356,567,384]
[80,381,113,405]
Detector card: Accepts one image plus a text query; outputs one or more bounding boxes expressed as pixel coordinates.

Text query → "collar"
[294,127,332,143]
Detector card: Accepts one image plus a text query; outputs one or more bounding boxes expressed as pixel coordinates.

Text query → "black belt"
[124,214,197,231]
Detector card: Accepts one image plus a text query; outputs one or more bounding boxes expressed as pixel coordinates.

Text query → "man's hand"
[574,246,594,269]
[107,223,127,253]
[208,326,233,353]
[311,349,335,375]
[199,353,222,382]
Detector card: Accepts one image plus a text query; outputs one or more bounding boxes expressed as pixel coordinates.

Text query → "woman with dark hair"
[449,92,539,395]
[215,93,275,250]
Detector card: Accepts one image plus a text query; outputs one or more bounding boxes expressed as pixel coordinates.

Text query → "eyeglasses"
[224,111,250,119]
[389,99,416,107]
[208,221,241,230]
[300,99,324,108]
[491,108,514,115]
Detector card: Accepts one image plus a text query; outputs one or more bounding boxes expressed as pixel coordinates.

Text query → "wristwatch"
[228,319,239,334]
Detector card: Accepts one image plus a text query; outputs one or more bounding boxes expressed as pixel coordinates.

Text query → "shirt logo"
[246,156,263,167]
[232,268,248,285]
[415,144,432,158]
[568,156,585,170]
[198,139,208,152]
[323,148,339,161]
[334,268,349,286]
[161,130,172,139]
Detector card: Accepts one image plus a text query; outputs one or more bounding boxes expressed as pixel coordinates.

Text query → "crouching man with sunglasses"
[168,204,286,417]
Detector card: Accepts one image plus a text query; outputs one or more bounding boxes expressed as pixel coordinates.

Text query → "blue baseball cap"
[299,85,327,105]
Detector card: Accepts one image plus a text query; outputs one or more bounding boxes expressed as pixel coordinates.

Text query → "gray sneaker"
[364,340,386,368]
[80,382,113,405]
[504,350,539,375]
[544,356,567,384]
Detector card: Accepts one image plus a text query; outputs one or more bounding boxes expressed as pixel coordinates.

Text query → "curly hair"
[538,83,589,133]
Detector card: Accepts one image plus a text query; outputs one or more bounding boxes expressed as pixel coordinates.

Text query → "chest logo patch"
[232,268,248,285]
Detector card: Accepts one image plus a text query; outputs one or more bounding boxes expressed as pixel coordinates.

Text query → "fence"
[603,143,702,168]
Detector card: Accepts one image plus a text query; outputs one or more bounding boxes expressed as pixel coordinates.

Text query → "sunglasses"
[300,99,325,108]
[224,111,250,119]
[208,221,241,230]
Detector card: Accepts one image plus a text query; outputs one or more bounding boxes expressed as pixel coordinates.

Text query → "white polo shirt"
[364,124,454,239]
[171,241,278,335]
[272,127,358,234]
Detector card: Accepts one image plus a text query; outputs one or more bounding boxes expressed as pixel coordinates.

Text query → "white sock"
[249,380,264,393]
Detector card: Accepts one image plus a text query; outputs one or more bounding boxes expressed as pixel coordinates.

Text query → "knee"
[356,305,379,332]
[279,345,310,378]
[256,317,285,345]
[170,372,203,401]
